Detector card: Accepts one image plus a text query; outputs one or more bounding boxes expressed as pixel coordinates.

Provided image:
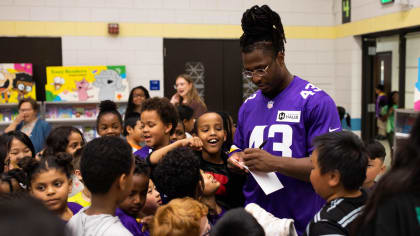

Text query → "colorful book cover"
[0,63,35,104]
[58,107,73,119]
[45,65,128,102]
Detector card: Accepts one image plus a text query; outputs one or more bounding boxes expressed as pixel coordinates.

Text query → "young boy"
[116,158,150,236]
[170,118,187,143]
[152,146,203,203]
[124,112,143,152]
[68,137,134,236]
[305,131,369,236]
[362,140,386,192]
[177,105,195,137]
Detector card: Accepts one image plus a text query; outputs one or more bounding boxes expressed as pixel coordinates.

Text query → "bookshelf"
[1,101,127,141]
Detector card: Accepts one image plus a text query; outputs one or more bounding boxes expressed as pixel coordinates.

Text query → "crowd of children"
[1,4,420,235]
[0,93,419,236]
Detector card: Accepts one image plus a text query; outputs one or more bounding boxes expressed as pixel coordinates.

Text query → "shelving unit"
[1,101,127,141]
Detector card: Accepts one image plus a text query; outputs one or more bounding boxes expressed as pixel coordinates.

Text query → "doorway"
[163,39,243,121]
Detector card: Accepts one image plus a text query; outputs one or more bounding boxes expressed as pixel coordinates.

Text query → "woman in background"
[4,98,51,154]
[170,74,207,119]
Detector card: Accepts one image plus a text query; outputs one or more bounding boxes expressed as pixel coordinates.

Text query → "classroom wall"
[405,32,420,108]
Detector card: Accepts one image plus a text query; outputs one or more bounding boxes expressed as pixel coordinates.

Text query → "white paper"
[250,171,284,195]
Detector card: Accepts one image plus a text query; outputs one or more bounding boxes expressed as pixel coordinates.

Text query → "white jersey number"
[249,125,293,157]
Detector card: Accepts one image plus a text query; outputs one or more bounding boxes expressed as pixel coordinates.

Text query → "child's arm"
[149,137,203,165]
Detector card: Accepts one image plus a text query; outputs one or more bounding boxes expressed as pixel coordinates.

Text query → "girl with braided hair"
[228,5,341,235]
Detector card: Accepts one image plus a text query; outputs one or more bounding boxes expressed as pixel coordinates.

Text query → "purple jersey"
[134,146,152,160]
[116,208,149,236]
[233,76,341,235]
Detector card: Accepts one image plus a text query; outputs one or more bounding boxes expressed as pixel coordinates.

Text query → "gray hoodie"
[67,207,133,236]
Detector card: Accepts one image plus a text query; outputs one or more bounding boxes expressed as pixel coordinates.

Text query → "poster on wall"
[45,65,129,102]
[0,63,35,104]
[415,58,420,111]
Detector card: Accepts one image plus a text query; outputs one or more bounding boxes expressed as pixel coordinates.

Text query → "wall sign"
[150,80,160,91]
[342,0,351,24]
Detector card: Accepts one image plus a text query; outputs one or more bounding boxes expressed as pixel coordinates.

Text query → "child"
[363,140,386,192]
[0,169,26,193]
[210,208,265,236]
[139,179,162,218]
[305,131,368,236]
[152,147,203,202]
[124,112,144,152]
[116,158,151,236]
[96,100,123,137]
[68,148,91,207]
[151,197,210,236]
[67,136,134,236]
[170,118,187,142]
[216,111,235,154]
[3,130,35,171]
[195,112,245,209]
[201,170,225,225]
[20,153,82,222]
[44,126,85,157]
[177,104,195,137]
[0,192,69,236]
[125,86,150,117]
[134,97,178,159]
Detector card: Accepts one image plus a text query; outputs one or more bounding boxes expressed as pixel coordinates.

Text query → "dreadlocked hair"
[240,5,286,56]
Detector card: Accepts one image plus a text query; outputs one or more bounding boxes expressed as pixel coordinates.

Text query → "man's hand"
[242,148,278,172]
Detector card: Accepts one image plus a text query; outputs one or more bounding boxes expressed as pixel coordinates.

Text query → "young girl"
[140,179,162,218]
[134,97,178,159]
[125,86,150,118]
[3,130,35,171]
[200,170,225,225]
[20,152,82,222]
[44,126,85,157]
[96,100,123,137]
[195,112,245,210]
[170,118,187,143]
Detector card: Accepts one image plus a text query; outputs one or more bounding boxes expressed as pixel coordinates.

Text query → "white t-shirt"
[67,207,133,236]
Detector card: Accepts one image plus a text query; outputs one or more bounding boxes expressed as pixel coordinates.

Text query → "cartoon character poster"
[45,65,128,102]
[0,63,35,104]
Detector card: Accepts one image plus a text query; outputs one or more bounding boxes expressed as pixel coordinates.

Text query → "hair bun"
[18,156,38,174]
[99,100,117,112]
[241,5,276,37]
[55,152,73,165]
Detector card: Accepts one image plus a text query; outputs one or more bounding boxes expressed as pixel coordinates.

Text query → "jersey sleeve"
[305,93,341,154]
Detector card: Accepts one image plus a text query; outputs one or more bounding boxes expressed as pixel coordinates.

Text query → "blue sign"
[150,80,160,91]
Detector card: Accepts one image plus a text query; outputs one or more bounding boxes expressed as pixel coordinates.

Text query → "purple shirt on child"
[116,208,149,236]
[134,146,152,160]
[66,202,83,222]
[233,76,341,235]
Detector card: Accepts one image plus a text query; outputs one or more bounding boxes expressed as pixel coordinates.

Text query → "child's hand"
[179,137,203,151]
[228,151,249,174]
[140,215,153,232]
